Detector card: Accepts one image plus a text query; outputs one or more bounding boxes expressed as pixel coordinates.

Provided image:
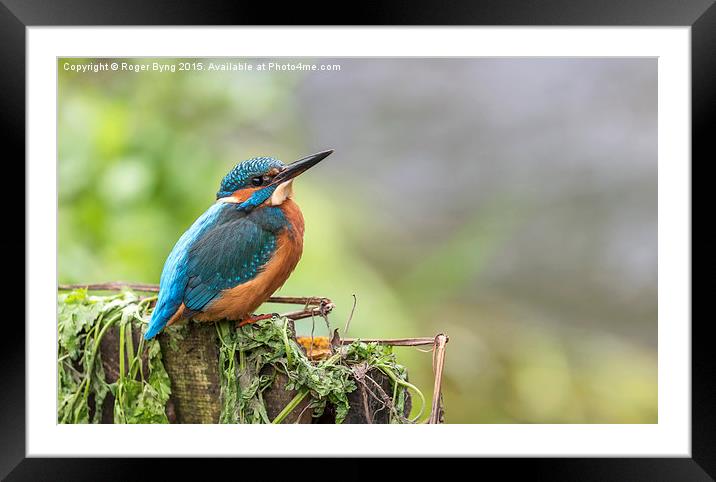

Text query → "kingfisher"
[144,150,333,340]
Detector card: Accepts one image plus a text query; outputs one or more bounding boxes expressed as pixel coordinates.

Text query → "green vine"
[58,290,420,424]
[57,289,171,424]
[216,317,422,424]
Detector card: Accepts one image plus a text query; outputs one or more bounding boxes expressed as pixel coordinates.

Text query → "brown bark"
[158,323,222,423]
[94,320,410,424]
[262,369,313,424]
[61,283,431,423]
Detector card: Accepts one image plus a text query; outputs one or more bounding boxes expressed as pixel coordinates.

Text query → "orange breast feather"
[194,200,305,321]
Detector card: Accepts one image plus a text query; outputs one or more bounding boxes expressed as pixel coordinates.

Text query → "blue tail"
[144,314,167,340]
[144,301,176,340]
[144,202,227,340]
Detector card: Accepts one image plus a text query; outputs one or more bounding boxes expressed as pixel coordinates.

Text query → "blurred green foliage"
[58,58,656,423]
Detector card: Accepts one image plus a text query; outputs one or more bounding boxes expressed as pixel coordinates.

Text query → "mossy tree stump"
[95,320,411,424]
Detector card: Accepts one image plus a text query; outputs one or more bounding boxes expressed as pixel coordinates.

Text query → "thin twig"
[268,295,330,305]
[361,376,389,413]
[309,316,315,359]
[59,283,332,308]
[359,384,373,424]
[343,294,357,335]
[362,370,399,421]
[281,304,334,321]
[339,337,446,347]
[59,282,335,321]
[352,363,393,424]
[294,401,314,423]
[59,282,160,293]
[428,333,448,424]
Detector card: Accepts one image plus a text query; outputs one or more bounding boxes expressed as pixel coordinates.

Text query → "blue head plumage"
[216,157,287,211]
[217,157,286,199]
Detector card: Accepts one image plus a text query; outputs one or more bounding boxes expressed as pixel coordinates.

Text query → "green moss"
[58,289,420,424]
[57,289,170,424]
[217,317,423,424]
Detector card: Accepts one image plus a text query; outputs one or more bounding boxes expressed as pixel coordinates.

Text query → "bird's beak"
[272,149,333,185]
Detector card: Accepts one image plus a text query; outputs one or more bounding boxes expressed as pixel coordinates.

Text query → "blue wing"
[183,214,278,310]
[144,203,286,339]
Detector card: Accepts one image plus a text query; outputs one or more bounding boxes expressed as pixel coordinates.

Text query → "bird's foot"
[265,297,334,321]
[236,313,278,328]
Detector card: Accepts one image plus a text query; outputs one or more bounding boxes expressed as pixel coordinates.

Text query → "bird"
[143,149,333,340]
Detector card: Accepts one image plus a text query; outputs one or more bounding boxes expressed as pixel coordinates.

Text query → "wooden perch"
[59,282,449,423]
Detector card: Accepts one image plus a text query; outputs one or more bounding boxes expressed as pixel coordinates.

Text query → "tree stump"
[158,323,222,423]
[262,370,313,424]
[95,320,411,424]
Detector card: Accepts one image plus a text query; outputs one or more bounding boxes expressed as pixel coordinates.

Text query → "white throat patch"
[269,180,294,206]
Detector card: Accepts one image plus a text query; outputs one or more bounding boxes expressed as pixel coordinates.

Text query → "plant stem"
[378,364,426,423]
[271,389,309,424]
[126,323,135,373]
[116,321,127,423]
[282,318,293,365]
[62,313,118,423]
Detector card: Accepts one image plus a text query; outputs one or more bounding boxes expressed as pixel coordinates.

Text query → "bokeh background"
[58,57,657,423]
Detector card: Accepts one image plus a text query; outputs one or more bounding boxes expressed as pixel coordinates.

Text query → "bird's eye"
[251,177,263,187]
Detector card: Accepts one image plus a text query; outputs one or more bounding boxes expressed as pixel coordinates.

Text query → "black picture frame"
[2,1,709,479]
